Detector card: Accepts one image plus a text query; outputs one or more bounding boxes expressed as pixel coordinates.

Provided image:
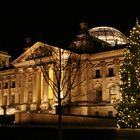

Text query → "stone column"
[23,74,28,103]
[14,71,20,104]
[18,70,25,106]
[20,69,29,111]
[7,78,10,106]
[100,61,106,101]
[48,66,55,110]
[40,72,49,111]
[42,77,48,103]
[32,68,41,110]
[0,78,3,106]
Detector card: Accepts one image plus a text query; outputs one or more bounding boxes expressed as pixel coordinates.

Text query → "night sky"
[0,1,139,60]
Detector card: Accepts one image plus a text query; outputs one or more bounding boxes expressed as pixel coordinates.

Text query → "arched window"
[109,85,116,103]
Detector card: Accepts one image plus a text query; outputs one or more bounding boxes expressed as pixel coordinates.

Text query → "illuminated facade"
[0,25,129,117]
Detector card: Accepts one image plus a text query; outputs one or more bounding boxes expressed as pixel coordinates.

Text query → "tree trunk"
[58,86,62,140]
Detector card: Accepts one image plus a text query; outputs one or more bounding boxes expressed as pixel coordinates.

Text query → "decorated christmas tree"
[116,19,140,128]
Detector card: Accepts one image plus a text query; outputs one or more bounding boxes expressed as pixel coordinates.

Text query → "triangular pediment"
[12,41,56,66]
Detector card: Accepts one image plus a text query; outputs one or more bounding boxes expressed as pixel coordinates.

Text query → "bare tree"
[29,44,86,140]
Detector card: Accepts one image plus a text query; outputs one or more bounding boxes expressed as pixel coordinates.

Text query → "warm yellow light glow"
[6,107,16,115]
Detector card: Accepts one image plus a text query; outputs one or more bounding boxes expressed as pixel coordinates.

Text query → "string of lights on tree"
[115,18,140,128]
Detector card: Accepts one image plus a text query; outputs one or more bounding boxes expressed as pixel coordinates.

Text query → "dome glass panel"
[89,26,129,46]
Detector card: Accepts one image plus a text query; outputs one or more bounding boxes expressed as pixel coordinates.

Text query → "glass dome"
[89,26,129,46]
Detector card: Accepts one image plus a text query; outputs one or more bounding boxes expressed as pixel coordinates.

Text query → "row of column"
[14,67,55,111]
[0,75,15,107]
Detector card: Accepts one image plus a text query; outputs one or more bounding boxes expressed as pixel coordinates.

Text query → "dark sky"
[0,1,139,60]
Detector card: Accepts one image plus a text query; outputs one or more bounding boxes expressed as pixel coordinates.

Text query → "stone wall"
[15,112,116,127]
